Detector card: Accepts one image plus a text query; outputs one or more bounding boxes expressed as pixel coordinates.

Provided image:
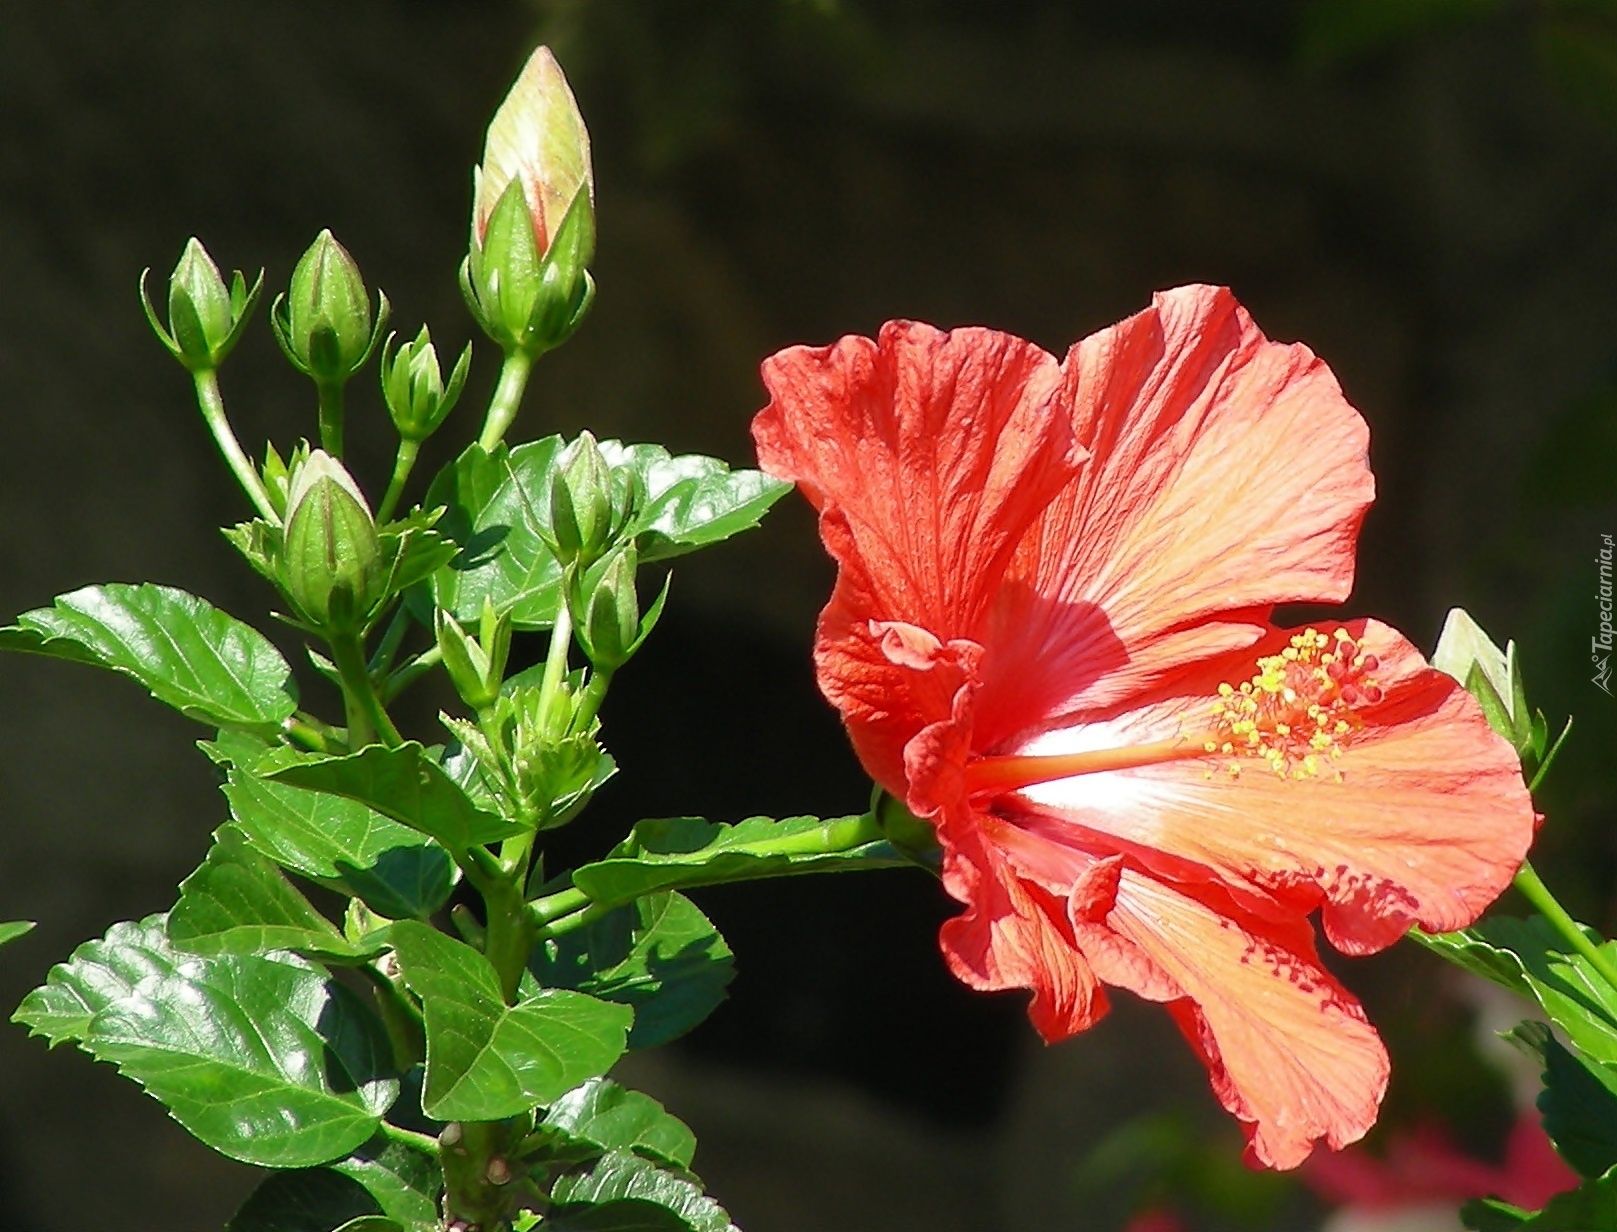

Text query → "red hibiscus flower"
[751,286,1537,1169]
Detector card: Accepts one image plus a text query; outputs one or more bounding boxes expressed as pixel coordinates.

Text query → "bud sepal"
[271,230,390,386]
[380,326,472,443]
[141,238,263,373]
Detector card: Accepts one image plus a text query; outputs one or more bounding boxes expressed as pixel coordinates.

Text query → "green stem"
[317,379,346,456]
[482,876,535,1005]
[529,811,896,935]
[369,604,412,676]
[538,603,573,720]
[383,645,442,702]
[477,349,534,453]
[329,630,402,749]
[573,667,613,731]
[376,437,420,524]
[192,370,278,522]
[282,713,341,754]
[378,1122,442,1156]
[1515,860,1617,992]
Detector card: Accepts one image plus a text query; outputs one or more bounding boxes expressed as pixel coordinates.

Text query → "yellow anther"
[1199,626,1379,782]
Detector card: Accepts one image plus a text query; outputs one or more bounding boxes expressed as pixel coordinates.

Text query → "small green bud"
[281,450,385,631]
[462,46,595,357]
[271,230,389,384]
[380,326,471,442]
[549,432,615,568]
[1432,607,1536,752]
[436,610,498,711]
[574,548,641,672]
[140,238,263,373]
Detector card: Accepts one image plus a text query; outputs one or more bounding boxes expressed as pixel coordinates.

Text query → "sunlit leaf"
[169,826,377,960]
[538,1077,697,1169]
[0,582,297,734]
[15,916,397,1166]
[551,1151,735,1232]
[266,742,522,851]
[532,893,733,1050]
[571,814,907,902]
[391,922,631,1121]
[219,746,455,921]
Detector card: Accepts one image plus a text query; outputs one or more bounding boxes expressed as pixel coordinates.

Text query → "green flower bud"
[436,610,498,711]
[380,326,471,442]
[548,432,615,568]
[271,230,389,384]
[1432,607,1533,750]
[140,238,263,373]
[574,548,641,672]
[281,450,386,631]
[462,46,595,357]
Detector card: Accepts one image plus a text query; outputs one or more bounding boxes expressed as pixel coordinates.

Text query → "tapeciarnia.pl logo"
[1596,533,1614,696]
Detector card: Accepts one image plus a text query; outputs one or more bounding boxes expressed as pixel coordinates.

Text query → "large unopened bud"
[140,238,263,374]
[462,46,595,357]
[282,450,385,631]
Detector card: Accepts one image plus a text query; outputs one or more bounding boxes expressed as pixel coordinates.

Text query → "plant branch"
[376,438,420,524]
[317,378,345,456]
[477,348,534,453]
[328,630,402,749]
[1514,860,1617,993]
[192,370,278,522]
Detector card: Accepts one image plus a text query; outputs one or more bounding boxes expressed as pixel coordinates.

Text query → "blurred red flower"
[752,286,1536,1168]
[1304,1117,1576,1215]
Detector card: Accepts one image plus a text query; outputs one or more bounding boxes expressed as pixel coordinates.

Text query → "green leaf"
[1464,1171,1617,1230]
[169,826,376,960]
[425,438,790,630]
[427,438,568,629]
[1508,1021,1617,1179]
[0,582,297,734]
[533,893,734,1050]
[600,441,790,562]
[390,921,631,1121]
[551,1151,735,1232]
[227,1136,439,1232]
[13,915,181,1047]
[541,1201,696,1231]
[1462,1196,1532,1231]
[228,1169,383,1232]
[330,1136,442,1231]
[1411,926,1533,997]
[16,916,397,1165]
[0,920,35,948]
[1456,916,1617,1066]
[539,1077,697,1169]
[266,742,522,851]
[571,814,907,903]
[220,747,455,921]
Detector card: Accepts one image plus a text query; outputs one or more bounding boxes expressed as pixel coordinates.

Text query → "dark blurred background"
[3,1,1616,1229]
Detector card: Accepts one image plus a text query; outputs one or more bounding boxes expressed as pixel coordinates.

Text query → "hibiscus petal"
[1011,620,1534,954]
[933,801,1109,1042]
[976,286,1375,742]
[1099,871,1388,1169]
[754,321,1080,789]
[979,812,1387,1167]
[754,321,1080,641]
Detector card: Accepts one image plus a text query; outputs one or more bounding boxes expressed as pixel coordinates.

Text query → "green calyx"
[271,229,390,385]
[280,450,386,633]
[380,325,472,442]
[140,237,263,374]
[462,180,595,359]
